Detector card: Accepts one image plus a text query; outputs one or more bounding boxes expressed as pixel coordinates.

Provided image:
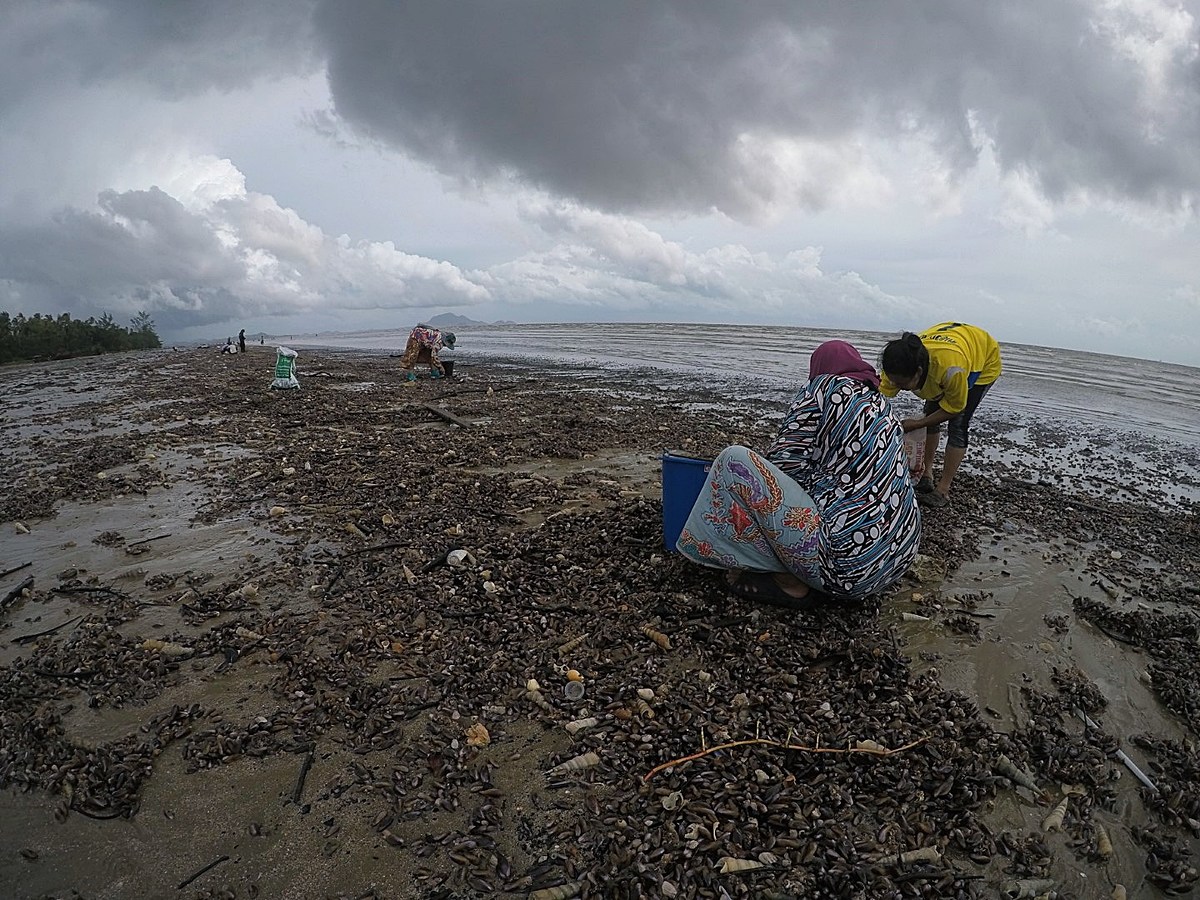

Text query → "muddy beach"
[1,346,1198,900]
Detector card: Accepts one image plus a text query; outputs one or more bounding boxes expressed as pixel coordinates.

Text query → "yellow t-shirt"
[880,322,1002,414]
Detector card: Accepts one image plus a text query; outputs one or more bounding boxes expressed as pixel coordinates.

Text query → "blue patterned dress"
[677,374,921,599]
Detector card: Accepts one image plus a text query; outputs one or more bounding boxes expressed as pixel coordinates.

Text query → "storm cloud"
[317,1,1200,218]
[0,1,1198,363]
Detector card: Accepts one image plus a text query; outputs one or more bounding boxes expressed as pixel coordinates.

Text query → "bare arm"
[901,407,953,432]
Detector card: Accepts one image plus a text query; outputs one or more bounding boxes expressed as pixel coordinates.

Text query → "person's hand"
[901,417,923,433]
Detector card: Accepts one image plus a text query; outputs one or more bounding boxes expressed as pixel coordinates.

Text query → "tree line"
[0,311,161,364]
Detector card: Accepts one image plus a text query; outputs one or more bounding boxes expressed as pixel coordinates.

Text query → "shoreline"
[1,346,1197,898]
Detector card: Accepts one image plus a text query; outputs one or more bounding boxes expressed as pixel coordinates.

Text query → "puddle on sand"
[892,533,1198,897]
[59,662,279,749]
[0,485,288,668]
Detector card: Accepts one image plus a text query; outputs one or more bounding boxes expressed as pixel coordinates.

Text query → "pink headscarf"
[808,340,880,389]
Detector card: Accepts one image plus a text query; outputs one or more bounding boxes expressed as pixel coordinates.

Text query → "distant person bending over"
[677,340,921,606]
[238,329,246,354]
[399,324,456,380]
[879,322,1003,509]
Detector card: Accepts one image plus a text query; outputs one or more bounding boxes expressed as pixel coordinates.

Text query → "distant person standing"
[879,322,1002,509]
[399,324,456,380]
[238,329,246,354]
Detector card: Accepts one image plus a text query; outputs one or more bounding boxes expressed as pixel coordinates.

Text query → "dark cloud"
[314,0,1200,217]
[0,0,318,115]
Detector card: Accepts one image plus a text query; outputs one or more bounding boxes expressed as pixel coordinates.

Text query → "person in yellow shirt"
[879,323,1002,508]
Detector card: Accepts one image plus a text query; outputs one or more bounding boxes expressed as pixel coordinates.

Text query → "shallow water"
[290,323,1200,447]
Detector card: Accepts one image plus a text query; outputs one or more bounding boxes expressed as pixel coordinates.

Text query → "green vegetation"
[0,311,161,364]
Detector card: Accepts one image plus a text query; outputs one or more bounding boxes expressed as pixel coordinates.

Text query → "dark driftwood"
[177,854,230,890]
[2,576,34,608]
[292,749,315,805]
[127,533,171,549]
[14,615,84,645]
[1,561,32,580]
[422,403,472,428]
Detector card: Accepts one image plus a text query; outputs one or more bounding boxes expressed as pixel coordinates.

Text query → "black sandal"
[729,572,820,611]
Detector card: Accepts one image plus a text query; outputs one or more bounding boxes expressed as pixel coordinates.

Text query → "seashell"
[526,679,540,692]
[1111,886,1127,900]
[641,624,671,650]
[465,723,490,747]
[235,626,263,641]
[995,754,1045,797]
[401,564,416,585]
[661,791,683,811]
[546,751,600,776]
[562,681,585,701]
[344,522,366,538]
[140,639,193,660]
[636,688,655,701]
[526,689,552,712]
[1003,879,1058,899]
[566,669,583,682]
[901,612,930,622]
[731,692,750,709]
[443,524,463,536]
[564,717,598,736]
[876,846,941,865]
[14,522,30,534]
[1095,823,1113,859]
[269,506,286,517]
[633,698,655,719]
[482,581,500,594]
[718,857,765,874]
[757,851,780,865]
[697,671,712,683]
[381,513,396,526]
[855,739,886,753]
[239,584,259,600]
[613,707,632,720]
[282,467,296,475]
[557,633,589,656]
[1060,782,1086,797]
[447,549,474,567]
[1041,796,1069,832]
[529,884,582,900]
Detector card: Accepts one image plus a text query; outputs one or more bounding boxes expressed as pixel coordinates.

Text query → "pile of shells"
[1,347,1198,897]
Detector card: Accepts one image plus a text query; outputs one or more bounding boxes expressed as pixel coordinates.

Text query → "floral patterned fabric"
[676,374,921,599]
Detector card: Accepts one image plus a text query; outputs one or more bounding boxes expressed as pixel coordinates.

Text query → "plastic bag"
[902,431,925,480]
[271,346,300,390]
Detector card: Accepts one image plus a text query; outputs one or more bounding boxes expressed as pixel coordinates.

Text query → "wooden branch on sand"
[1,561,32,580]
[422,403,473,428]
[2,576,34,609]
[643,735,927,782]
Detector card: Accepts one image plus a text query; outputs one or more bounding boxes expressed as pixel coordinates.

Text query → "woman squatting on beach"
[880,322,1003,509]
[675,340,922,607]
[399,324,456,380]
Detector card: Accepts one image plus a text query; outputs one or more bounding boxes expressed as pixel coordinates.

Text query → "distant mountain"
[426,313,516,327]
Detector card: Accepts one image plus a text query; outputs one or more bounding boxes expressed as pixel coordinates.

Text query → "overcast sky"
[1,1,1198,365]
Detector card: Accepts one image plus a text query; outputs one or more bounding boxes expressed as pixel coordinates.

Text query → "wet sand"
[1,347,1198,899]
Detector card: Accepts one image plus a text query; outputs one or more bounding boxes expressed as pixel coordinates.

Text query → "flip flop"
[729,572,820,611]
[918,491,950,509]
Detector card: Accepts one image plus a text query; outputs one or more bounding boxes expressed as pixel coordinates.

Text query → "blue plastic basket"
[661,452,713,550]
